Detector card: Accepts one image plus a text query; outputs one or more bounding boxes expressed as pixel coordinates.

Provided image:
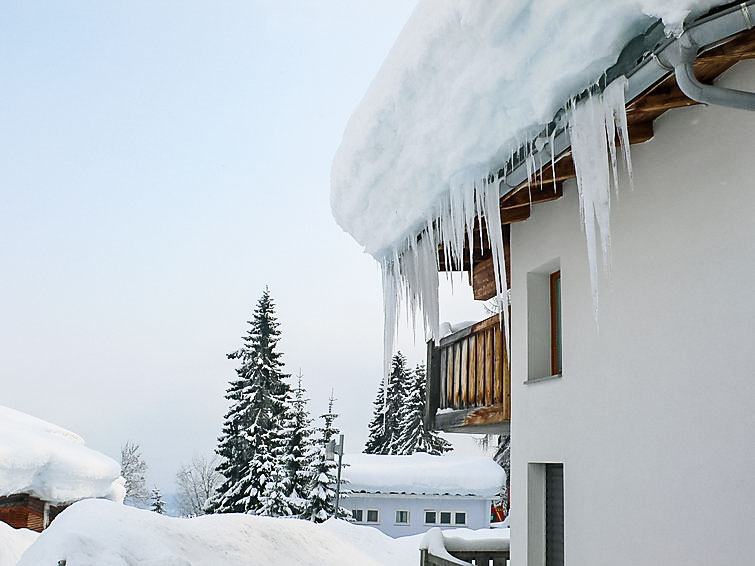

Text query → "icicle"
[568,76,632,321]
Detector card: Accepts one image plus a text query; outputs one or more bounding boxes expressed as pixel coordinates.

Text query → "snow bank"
[0,405,125,504]
[0,522,38,566]
[331,0,726,257]
[19,499,420,566]
[345,453,505,496]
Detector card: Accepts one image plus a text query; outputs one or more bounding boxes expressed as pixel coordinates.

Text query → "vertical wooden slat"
[460,338,469,408]
[468,334,477,405]
[494,324,503,404]
[440,347,448,409]
[453,342,462,408]
[476,331,485,406]
[448,344,456,408]
[485,329,494,406]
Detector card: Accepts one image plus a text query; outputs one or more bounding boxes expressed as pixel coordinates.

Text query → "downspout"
[660,4,755,111]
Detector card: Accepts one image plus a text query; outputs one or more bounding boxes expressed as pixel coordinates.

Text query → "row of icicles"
[379,76,633,380]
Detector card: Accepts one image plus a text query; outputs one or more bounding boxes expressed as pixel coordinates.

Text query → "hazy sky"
[0,1,484,491]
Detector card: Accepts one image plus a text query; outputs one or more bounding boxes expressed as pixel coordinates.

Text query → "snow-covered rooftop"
[0,405,125,505]
[345,453,505,497]
[331,0,727,257]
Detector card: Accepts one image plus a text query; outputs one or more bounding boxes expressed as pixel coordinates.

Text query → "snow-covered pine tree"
[363,352,409,454]
[363,378,388,454]
[150,488,166,515]
[305,393,349,522]
[281,371,315,516]
[494,434,510,513]
[208,288,292,515]
[396,363,453,455]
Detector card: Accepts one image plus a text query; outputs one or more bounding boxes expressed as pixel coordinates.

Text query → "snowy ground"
[0,522,38,566]
[16,499,426,566]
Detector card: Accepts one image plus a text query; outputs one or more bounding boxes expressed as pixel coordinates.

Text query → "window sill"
[524,373,562,385]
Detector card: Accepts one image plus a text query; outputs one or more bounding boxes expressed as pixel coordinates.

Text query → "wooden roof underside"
[437,27,755,274]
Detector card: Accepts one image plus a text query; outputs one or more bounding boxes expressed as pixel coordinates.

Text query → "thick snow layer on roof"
[331,0,727,256]
[19,499,421,566]
[0,523,38,566]
[345,453,505,496]
[0,405,125,504]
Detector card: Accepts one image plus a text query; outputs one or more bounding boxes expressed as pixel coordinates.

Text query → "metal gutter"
[497,0,755,199]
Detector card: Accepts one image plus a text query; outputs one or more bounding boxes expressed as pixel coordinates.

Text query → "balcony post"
[425,339,440,430]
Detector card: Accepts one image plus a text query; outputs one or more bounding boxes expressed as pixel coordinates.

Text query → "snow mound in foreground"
[0,405,124,504]
[19,499,420,566]
[330,0,727,256]
[0,522,38,566]
[346,453,505,496]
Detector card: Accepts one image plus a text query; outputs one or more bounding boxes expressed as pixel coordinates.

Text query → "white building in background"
[344,453,504,538]
[332,2,755,564]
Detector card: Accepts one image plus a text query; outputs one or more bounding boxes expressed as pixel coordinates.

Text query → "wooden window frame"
[550,270,562,376]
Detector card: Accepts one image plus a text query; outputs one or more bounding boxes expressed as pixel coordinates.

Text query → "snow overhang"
[330,0,750,260]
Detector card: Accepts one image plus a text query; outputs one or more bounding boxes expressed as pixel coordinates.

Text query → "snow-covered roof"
[330,0,727,257]
[0,405,125,505]
[345,453,505,497]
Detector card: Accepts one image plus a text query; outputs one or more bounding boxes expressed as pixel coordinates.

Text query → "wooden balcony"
[425,314,511,434]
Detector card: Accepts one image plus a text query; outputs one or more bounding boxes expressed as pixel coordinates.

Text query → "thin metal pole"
[333,433,344,518]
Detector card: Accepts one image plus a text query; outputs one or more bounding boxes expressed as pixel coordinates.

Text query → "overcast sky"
[0,1,486,491]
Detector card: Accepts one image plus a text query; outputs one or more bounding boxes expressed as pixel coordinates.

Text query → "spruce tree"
[150,488,166,515]
[209,288,292,514]
[363,379,388,454]
[305,394,349,522]
[396,364,453,455]
[282,372,315,515]
[363,352,408,455]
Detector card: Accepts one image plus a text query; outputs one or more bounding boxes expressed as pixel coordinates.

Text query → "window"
[366,509,379,524]
[395,510,410,524]
[424,510,437,525]
[352,509,363,523]
[439,511,452,525]
[550,270,562,375]
[528,463,564,566]
[527,259,562,381]
[454,512,466,525]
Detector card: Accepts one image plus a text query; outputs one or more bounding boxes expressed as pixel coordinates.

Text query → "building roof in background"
[330,0,728,257]
[0,405,125,504]
[345,453,505,497]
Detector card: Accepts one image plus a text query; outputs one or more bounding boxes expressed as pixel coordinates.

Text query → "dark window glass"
[551,270,562,375]
[352,509,363,522]
[425,511,436,524]
[440,511,452,524]
[454,512,466,525]
[367,509,379,523]
[395,510,409,524]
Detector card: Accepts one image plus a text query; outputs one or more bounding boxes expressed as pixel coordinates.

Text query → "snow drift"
[18,499,420,566]
[0,522,38,566]
[0,405,124,504]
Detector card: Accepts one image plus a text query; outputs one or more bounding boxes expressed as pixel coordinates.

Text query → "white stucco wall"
[509,60,755,565]
[344,493,491,538]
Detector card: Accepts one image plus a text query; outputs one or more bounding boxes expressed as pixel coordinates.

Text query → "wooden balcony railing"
[425,314,511,434]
